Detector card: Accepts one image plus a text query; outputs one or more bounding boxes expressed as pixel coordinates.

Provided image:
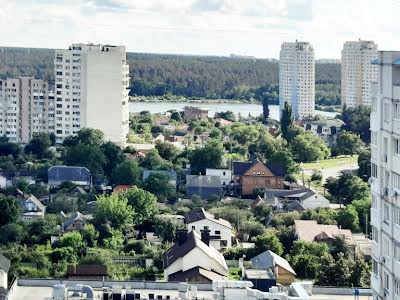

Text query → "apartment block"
[370,51,400,300]
[54,43,130,147]
[0,77,55,143]
[341,39,378,107]
[279,41,315,120]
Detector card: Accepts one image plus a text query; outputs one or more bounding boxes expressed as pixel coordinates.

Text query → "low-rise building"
[186,175,222,199]
[250,250,296,286]
[63,212,92,232]
[185,208,233,250]
[184,106,209,122]
[0,254,10,290]
[302,119,344,146]
[233,160,285,197]
[20,194,46,221]
[163,230,228,283]
[48,166,91,187]
[205,168,232,188]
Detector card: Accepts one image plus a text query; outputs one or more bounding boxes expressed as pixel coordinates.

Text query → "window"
[191,226,195,230]
[384,103,390,122]
[395,206,400,226]
[371,163,378,178]
[204,226,209,230]
[395,244,400,262]
[383,238,390,257]
[394,173,400,191]
[215,230,221,235]
[395,279,400,297]
[371,226,379,243]
[371,131,377,145]
[384,203,390,223]
[384,272,390,291]
[372,259,378,275]
[395,138,400,155]
[395,102,400,119]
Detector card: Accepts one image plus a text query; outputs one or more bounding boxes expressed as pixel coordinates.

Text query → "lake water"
[129,102,339,120]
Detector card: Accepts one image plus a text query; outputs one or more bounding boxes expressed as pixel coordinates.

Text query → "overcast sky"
[0,0,399,58]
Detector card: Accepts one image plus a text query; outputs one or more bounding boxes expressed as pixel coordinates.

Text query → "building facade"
[0,77,55,143]
[370,51,400,300]
[279,41,315,120]
[341,40,378,107]
[54,43,130,147]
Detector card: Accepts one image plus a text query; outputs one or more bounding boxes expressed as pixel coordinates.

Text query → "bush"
[311,170,323,182]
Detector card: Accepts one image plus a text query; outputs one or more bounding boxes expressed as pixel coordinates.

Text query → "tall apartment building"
[341,40,378,107]
[370,51,400,300]
[54,43,130,147]
[279,41,315,120]
[0,77,55,143]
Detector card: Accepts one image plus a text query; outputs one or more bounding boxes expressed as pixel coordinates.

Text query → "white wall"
[0,269,7,289]
[187,218,232,249]
[205,169,232,186]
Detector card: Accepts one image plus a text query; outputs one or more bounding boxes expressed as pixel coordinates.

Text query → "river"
[129,102,339,120]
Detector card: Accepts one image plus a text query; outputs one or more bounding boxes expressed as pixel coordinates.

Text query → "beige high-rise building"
[370,51,400,300]
[279,41,315,120]
[0,77,55,143]
[341,39,378,107]
[54,43,130,147]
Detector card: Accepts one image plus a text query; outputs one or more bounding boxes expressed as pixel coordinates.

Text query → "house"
[113,185,132,193]
[184,106,209,122]
[20,194,45,221]
[48,166,91,187]
[154,134,165,142]
[250,250,296,285]
[294,220,355,246]
[214,117,233,126]
[63,212,92,232]
[0,254,10,289]
[67,264,109,280]
[14,169,35,185]
[262,188,330,211]
[232,160,285,197]
[0,171,13,189]
[163,230,228,283]
[143,170,178,187]
[243,269,277,292]
[185,208,233,250]
[186,175,222,199]
[303,119,344,146]
[206,168,232,188]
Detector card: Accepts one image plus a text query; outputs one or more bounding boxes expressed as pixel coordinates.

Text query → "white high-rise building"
[54,43,130,147]
[370,51,400,300]
[279,41,315,120]
[341,39,378,107]
[0,77,55,143]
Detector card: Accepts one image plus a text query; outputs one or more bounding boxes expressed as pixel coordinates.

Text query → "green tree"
[342,106,371,143]
[24,133,53,159]
[316,253,353,287]
[120,187,158,224]
[262,97,270,123]
[335,131,364,156]
[101,141,124,177]
[143,173,175,201]
[0,223,26,245]
[63,128,104,147]
[63,144,106,174]
[337,205,360,231]
[140,149,172,170]
[0,136,21,158]
[81,223,99,247]
[155,141,179,162]
[93,194,135,230]
[154,216,185,242]
[281,101,293,141]
[253,231,284,256]
[190,139,225,174]
[215,111,236,122]
[0,195,21,226]
[290,132,330,162]
[111,160,141,186]
[357,149,371,181]
[56,232,86,255]
[324,173,370,204]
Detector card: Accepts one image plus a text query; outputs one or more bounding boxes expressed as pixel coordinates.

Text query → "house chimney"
[201,229,210,246]
[177,230,188,246]
[214,213,220,220]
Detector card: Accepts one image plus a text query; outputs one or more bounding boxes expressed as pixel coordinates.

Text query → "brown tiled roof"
[294,220,355,245]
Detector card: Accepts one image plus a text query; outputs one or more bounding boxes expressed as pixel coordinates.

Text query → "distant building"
[186,175,222,199]
[302,119,344,146]
[205,168,232,188]
[163,230,228,283]
[232,160,285,197]
[20,194,46,221]
[185,208,233,250]
[0,77,55,143]
[63,211,92,232]
[279,41,315,120]
[143,170,177,187]
[341,39,378,107]
[67,264,109,280]
[250,250,296,286]
[48,166,91,187]
[54,43,130,147]
[184,106,209,122]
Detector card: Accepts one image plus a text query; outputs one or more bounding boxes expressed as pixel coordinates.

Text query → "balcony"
[394,85,400,100]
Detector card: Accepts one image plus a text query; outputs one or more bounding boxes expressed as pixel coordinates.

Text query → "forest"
[0,47,341,105]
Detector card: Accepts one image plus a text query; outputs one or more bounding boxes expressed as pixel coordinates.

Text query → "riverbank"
[129,95,270,105]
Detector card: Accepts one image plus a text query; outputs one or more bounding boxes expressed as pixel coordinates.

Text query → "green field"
[300,155,358,171]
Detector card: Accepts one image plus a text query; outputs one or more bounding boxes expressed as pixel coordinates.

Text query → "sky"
[0,0,399,58]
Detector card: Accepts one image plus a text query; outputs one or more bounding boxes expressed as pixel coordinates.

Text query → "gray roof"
[22,194,46,212]
[0,254,10,273]
[143,170,177,181]
[184,208,232,229]
[63,211,91,230]
[48,166,91,183]
[251,250,296,275]
[244,268,276,280]
[304,119,344,128]
[264,188,316,202]
[186,175,221,188]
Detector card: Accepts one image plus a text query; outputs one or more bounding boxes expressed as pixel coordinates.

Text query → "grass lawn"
[300,155,358,171]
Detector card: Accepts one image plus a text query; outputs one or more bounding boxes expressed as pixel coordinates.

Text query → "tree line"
[0,47,340,105]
